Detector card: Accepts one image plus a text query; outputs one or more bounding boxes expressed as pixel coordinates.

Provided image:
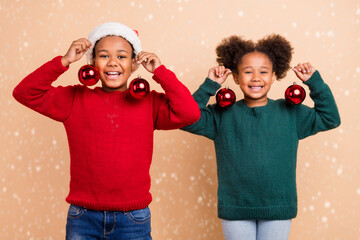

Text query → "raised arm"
[292,63,341,139]
[136,51,200,129]
[12,39,91,121]
[181,66,232,140]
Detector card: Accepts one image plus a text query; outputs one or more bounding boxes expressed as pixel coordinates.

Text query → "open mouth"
[249,86,263,91]
[106,71,121,76]
[105,71,121,80]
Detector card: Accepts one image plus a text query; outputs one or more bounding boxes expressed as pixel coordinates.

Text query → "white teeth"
[250,86,262,90]
[107,72,119,75]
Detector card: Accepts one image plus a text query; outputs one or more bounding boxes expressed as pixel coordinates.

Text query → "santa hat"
[87,22,142,63]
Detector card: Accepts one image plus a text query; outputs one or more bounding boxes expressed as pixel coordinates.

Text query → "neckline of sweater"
[237,98,273,116]
[93,87,130,99]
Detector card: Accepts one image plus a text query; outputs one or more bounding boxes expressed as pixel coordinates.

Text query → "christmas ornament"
[285,82,306,105]
[78,65,100,86]
[129,76,150,99]
[216,87,236,108]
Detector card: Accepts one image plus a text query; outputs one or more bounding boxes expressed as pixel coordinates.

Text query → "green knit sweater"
[182,71,340,220]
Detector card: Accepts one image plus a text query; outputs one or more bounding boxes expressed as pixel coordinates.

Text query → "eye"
[117,55,126,59]
[99,55,109,58]
[245,71,252,74]
[261,71,268,74]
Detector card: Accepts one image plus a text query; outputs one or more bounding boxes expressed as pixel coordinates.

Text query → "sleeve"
[151,65,201,130]
[12,56,76,122]
[181,77,222,140]
[295,70,341,139]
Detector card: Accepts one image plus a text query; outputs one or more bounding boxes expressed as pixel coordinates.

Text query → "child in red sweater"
[13,22,200,239]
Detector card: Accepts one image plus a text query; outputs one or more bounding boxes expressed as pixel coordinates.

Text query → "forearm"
[305,71,341,127]
[13,56,74,121]
[152,65,200,129]
[192,77,221,108]
[13,56,68,105]
[297,71,341,138]
[181,78,222,140]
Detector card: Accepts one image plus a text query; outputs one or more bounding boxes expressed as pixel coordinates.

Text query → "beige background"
[1,0,359,239]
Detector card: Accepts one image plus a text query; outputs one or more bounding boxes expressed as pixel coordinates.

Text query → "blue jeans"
[221,219,291,240]
[66,205,152,240]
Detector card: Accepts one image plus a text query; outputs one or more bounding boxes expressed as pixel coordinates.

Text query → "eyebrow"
[242,66,270,70]
[97,49,130,53]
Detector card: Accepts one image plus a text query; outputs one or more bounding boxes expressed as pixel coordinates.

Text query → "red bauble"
[285,83,306,105]
[216,87,236,108]
[129,76,150,99]
[78,65,100,86]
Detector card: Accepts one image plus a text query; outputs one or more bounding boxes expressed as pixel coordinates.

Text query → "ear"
[271,72,276,84]
[131,58,137,72]
[232,73,240,85]
[91,57,96,66]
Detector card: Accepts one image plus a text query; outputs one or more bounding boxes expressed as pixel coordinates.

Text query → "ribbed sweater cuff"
[50,56,70,74]
[303,70,324,91]
[201,77,222,96]
[152,65,166,79]
[152,65,172,83]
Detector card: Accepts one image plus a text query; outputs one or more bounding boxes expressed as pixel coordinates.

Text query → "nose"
[251,72,261,81]
[251,76,260,82]
[107,57,119,67]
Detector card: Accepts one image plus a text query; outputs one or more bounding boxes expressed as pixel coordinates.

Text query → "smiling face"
[233,51,276,107]
[93,36,137,92]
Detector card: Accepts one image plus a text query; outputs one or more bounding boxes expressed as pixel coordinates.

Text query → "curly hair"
[216,34,293,80]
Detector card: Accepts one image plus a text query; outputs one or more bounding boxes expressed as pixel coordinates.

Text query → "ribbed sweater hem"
[66,195,152,211]
[218,204,297,220]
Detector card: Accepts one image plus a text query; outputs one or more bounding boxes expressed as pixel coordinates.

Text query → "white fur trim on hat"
[87,22,142,63]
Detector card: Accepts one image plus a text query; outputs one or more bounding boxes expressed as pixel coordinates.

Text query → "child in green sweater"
[182,34,340,240]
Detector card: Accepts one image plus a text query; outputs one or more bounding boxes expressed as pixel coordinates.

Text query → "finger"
[74,44,88,55]
[136,51,147,59]
[77,38,92,47]
[209,67,216,74]
[294,64,306,74]
[137,54,152,64]
[224,69,232,78]
[292,67,302,76]
[145,56,156,65]
[215,67,220,77]
[147,56,161,68]
[207,67,217,80]
[298,63,306,73]
[73,38,91,49]
[72,40,90,53]
[304,62,313,73]
[136,52,146,63]
[219,66,226,77]
[218,66,227,77]
[137,52,155,62]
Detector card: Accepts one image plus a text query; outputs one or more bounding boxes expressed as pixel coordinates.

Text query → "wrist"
[61,56,71,67]
[203,77,222,95]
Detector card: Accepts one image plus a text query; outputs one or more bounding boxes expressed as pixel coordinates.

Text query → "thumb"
[224,69,232,78]
[292,68,302,78]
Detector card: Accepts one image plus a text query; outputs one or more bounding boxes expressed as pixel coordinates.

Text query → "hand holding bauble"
[285,82,306,105]
[129,76,150,99]
[78,65,100,86]
[216,87,236,108]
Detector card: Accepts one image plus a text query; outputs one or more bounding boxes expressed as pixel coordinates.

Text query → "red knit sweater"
[13,56,200,211]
